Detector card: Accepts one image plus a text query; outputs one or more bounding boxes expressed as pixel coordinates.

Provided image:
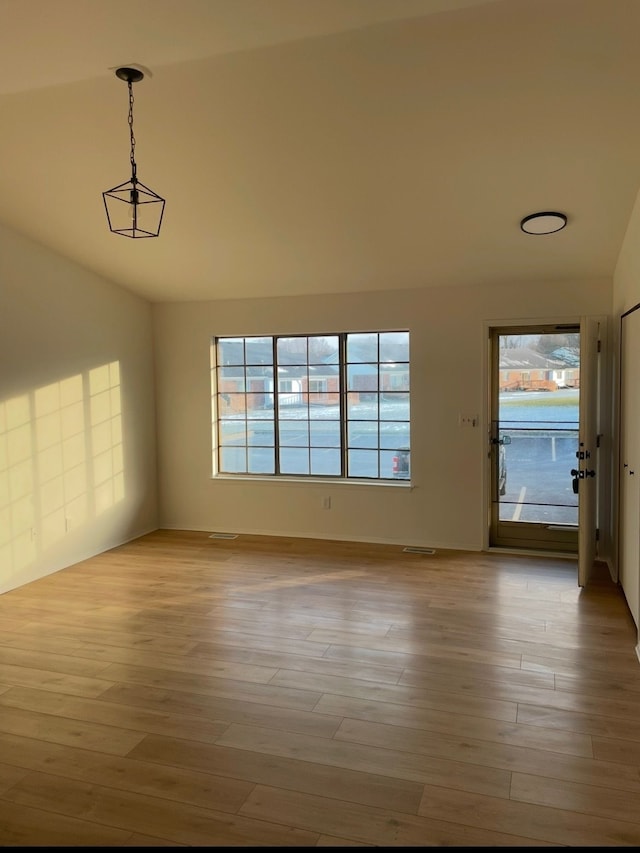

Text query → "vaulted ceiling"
[2,0,640,303]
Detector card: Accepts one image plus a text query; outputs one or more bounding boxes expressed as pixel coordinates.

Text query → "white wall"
[153,277,611,552]
[0,222,158,593]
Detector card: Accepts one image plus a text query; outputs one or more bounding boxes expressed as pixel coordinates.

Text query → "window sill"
[211,474,412,488]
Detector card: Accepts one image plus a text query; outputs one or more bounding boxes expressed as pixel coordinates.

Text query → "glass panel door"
[489,325,580,552]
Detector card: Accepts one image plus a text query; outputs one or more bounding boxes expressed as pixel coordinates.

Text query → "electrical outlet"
[322,496,331,509]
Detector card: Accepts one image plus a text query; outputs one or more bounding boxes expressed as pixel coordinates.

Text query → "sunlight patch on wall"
[0,361,124,586]
[35,373,87,549]
[89,361,124,515]
[0,393,37,576]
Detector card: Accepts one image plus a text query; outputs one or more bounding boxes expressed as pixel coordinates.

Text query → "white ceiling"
[1,0,640,303]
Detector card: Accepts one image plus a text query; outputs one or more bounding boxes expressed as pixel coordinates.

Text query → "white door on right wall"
[620,305,640,629]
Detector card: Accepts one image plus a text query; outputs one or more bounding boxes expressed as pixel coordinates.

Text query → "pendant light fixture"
[103,67,165,238]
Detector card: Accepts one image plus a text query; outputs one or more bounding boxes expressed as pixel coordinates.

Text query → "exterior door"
[577,316,601,587]
[489,320,601,566]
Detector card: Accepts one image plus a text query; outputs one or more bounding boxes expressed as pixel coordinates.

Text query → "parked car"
[392,448,410,479]
[393,437,508,491]
[498,434,510,495]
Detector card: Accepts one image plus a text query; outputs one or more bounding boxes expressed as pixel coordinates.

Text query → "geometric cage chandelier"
[102,67,165,238]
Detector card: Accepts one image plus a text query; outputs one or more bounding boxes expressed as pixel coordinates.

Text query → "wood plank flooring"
[0,529,639,846]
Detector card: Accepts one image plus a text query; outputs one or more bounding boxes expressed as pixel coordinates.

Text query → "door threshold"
[486,545,577,561]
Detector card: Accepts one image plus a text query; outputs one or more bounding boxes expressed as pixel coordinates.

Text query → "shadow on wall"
[0,361,124,588]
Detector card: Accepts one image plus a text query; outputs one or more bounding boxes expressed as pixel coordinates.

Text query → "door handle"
[571,468,580,494]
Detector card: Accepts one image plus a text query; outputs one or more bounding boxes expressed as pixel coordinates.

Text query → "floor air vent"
[403,546,436,554]
[209,532,238,539]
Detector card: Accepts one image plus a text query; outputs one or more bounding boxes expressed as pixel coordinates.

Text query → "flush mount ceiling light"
[520,211,567,235]
[102,67,165,238]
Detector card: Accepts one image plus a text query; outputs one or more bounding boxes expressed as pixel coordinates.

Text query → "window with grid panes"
[212,332,410,480]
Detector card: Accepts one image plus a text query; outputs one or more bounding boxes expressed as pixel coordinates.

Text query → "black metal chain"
[128,79,137,183]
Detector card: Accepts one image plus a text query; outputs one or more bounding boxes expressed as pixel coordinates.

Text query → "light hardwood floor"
[0,529,639,846]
